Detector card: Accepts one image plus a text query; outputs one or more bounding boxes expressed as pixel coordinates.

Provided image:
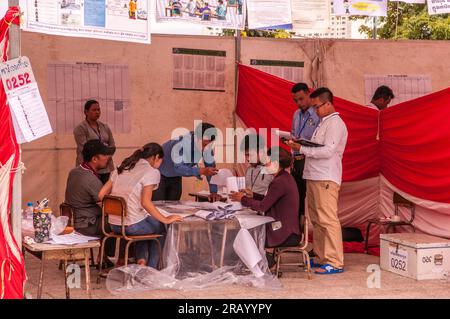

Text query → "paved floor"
[23,252,450,299]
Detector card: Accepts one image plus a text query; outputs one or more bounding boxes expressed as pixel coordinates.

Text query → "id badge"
[271,221,282,231]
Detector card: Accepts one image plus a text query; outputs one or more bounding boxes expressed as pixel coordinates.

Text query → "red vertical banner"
[0,7,25,299]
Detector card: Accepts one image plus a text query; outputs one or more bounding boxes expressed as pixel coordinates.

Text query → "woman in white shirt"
[99,143,182,268]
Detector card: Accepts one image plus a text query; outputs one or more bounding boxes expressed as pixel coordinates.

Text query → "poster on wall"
[390,0,425,3]
[156,0,246,29]
[0,2,8,18]
[291,0,331,34]
[334,0,388,17]
[247,0,292,30]
[0,57,53,144]
[19,0,151,44]
[427,0,450,15]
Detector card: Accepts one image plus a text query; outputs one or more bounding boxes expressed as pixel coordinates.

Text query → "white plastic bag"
[50,216,69,237]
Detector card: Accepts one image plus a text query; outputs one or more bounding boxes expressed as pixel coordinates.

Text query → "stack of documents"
[48,232,99,245]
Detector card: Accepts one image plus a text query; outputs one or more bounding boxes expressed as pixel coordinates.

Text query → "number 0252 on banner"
[0,56,52,143]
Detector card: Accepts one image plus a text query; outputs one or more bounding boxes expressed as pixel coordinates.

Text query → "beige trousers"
[307,180,344,269]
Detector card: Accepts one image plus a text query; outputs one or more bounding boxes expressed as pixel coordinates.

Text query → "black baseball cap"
[82,139,116,162]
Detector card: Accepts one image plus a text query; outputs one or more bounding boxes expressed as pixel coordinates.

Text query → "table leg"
[63,260,70,299]
[37,254,45,299]
[207,224,216,269]
[220,224,228,268]
[84,249,92,299]
[176,223,182,252]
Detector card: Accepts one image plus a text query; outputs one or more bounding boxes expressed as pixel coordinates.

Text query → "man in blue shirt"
[152,122,219,202]
[285,83,319,217]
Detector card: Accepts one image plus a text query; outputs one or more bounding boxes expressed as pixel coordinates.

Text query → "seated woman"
[229,147,300,268]
[99,143,183,268]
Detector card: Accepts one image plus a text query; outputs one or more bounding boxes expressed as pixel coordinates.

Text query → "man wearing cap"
[284,83,320,218]
[152,122,220,202]
[65,139,116,258]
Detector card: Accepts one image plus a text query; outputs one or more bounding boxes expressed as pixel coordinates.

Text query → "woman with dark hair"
[230,146,300,268]
[99,143,183,268]
[74,99,116,184]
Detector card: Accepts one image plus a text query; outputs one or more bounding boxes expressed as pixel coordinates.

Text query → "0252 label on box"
[389,245,408,275]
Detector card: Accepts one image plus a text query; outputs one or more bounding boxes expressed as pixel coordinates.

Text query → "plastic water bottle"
[24,202,34,219]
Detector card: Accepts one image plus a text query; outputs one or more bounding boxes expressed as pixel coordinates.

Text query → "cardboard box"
[380,233,450,280]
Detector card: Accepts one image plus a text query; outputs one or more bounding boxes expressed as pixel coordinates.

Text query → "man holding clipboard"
[283,83,320,218]
[286,88,348,275]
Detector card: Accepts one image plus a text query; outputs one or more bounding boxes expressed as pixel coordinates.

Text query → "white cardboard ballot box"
[380,233,450,280]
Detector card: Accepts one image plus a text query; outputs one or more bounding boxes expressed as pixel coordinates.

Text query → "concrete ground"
[23,252,450,299]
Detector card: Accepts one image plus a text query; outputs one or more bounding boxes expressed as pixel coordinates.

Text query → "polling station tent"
[236,64,450,247]
[0,7,25,299]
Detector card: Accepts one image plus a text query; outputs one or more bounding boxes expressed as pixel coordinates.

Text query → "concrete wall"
[20,33,450,210]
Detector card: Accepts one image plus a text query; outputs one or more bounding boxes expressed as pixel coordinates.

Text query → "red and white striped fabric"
[0,7,25,299]
[236,64,450,243]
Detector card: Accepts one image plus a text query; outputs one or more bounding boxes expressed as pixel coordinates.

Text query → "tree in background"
[218,28,293,38]
[358,3,450,40]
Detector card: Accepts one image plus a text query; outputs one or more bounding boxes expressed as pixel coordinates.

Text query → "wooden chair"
[97,195,163,283]
[364,192,416,253]
[273,215,312,280]
[59,203,96,268]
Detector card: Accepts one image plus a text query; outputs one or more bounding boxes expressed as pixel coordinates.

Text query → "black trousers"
[291,158,306,216]
[152,175,183,201]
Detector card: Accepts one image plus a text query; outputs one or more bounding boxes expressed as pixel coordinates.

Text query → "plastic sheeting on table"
[106,201,281,292]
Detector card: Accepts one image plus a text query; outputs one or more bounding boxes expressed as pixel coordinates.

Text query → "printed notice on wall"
[291,0,331,34]
[0,57,53,144]
[334,0,388,17]
[364,74,432,106]
[247,0,293,30]
[427,0,450,15]
[19,0,151,44]
[250,60,304,83]
[173,48,226,92]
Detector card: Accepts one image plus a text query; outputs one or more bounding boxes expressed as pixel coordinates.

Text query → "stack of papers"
[226,176,246,193]
[48,232,99,245]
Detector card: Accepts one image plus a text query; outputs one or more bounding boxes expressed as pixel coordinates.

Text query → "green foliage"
[358,3,450,40]
[218,28,293,38]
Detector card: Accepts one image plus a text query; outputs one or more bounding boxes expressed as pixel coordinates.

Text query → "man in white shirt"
[286,87,348,274]
[367,85,395,110]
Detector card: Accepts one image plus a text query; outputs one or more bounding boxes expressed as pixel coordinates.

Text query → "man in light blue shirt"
[152,122,219,202]
[285,83,319,217]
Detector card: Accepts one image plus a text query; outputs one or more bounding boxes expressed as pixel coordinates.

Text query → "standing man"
[286,87,348,274]
[368,85,395,110]
[285,83,319,217]
[152,122,219,202]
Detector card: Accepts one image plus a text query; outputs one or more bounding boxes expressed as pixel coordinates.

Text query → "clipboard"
[281,137,324,148]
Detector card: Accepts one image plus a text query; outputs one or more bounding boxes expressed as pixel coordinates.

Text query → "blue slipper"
[314,263,344,275]
[308,258,323,268]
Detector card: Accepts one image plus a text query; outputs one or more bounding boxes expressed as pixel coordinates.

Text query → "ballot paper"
[226,176,246,193]
[158,208,195,219]
[275,129,292,140]
[210,168,234,186]
[48,232,99,245]
[233,229,264,278]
